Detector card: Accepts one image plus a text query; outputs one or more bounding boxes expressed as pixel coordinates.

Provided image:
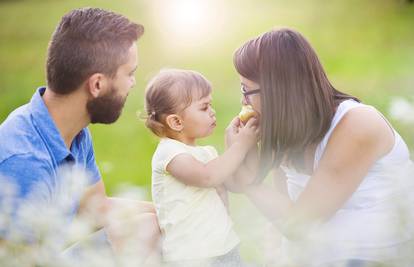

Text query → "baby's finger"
[230,116,241,128]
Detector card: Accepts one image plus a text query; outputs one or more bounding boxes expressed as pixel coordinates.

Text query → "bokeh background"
[1,0,413,262]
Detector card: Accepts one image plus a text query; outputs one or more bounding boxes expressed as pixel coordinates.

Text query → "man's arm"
[78,180,156,224]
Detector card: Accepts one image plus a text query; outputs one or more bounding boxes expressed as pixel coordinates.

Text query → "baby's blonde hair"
[144,69,212,137]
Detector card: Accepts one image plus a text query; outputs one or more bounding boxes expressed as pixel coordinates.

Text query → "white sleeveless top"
[279,100,414,266]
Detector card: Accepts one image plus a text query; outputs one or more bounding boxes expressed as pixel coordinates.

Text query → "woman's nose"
[241,97,248,106]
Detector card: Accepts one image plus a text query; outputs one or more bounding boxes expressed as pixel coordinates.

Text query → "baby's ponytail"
[144,112,166,137]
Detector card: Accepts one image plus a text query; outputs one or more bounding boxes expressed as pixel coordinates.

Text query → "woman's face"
[240,76,261,114]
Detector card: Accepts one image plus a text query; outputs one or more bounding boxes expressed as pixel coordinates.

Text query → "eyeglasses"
[241,84,260,104]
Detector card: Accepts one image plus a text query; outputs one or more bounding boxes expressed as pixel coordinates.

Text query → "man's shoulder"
[0,103,32,136]
[1,103,29,126]
[0,105,43,163]
[0,152,54,196]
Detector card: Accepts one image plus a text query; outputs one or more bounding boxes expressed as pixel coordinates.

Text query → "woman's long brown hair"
[234,28,359,181]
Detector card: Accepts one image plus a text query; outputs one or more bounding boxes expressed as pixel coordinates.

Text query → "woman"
[226,28,414,267]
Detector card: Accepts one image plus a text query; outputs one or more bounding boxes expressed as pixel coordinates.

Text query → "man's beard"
[87,87,127,124]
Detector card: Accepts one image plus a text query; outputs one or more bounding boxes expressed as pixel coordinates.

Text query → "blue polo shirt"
[0,87,101,235]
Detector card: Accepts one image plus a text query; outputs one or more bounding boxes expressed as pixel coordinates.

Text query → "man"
[0,7,159,264]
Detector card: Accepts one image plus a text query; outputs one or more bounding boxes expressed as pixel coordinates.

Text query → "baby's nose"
[210,108,216,116]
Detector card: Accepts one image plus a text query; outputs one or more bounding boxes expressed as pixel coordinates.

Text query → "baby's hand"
[235,118,259,150]
[225,116,241,148]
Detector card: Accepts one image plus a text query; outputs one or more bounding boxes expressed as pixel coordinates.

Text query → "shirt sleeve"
[84,128,101,185]
[204,146,219,160]
[154,140,192,173]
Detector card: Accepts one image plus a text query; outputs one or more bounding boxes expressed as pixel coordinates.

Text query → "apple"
[238,105,256,123]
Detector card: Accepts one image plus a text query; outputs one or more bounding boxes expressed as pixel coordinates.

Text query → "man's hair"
[46,7,144,94]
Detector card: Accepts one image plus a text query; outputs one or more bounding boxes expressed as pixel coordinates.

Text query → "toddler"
[144,69,258,266]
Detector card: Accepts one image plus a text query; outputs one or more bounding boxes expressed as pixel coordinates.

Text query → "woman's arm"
[231,167,290,221]
[244,107,395,236]
[224,164,255,193]
[224,145,262,192]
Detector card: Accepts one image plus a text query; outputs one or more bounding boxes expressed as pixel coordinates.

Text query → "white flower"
[389,97,414,124]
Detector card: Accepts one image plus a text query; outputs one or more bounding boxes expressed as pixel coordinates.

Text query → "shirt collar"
[29,87,73,163]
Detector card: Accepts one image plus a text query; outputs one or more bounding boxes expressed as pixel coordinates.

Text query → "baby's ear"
[165,114,184,132]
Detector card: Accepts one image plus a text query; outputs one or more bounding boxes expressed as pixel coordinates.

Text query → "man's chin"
[86,90,127,124]
[90,112,122,124]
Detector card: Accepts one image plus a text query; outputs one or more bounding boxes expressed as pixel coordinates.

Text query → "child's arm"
[166,119,258,188]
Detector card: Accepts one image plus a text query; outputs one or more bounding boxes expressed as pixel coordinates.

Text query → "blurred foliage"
[0,0,413,196]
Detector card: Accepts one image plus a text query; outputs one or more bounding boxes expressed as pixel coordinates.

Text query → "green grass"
[1,0,413,196]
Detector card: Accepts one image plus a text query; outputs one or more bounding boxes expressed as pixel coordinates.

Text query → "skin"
[165,94,259,188]
[226,76,395,237]
[42,42,160,261]
[166,94,218,146]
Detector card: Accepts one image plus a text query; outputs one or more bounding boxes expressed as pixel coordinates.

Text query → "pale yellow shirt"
[151,138,240,262]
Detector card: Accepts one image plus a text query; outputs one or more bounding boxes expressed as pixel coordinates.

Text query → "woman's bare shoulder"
[329,106,394,157]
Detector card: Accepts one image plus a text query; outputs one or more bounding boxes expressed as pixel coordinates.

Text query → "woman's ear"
[87,73,109,98]
[165,114,184,132]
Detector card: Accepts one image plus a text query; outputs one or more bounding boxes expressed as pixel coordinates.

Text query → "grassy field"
[1,0,413,263]
[1,0,413,196]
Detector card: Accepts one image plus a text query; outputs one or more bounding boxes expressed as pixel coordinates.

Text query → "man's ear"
[165,114,184,132]
[87,73,109,98]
